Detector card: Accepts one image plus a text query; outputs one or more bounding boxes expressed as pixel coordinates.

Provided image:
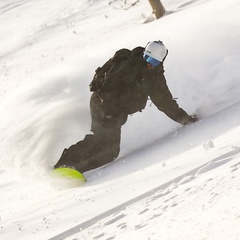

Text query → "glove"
[182,114,199,125]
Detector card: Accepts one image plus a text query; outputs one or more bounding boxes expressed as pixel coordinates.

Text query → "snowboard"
[52,167,86,186]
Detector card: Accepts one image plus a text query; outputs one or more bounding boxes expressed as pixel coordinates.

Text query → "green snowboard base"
[52,167,86,186]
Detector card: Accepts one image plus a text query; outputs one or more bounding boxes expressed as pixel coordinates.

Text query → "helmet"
[143,41,168,62]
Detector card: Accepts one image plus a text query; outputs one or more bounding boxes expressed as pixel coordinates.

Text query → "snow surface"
[0,0,240,239]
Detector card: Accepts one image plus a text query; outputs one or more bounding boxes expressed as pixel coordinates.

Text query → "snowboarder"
[54,41,198,173]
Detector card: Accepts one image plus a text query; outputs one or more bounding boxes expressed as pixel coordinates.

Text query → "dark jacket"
[90,47,191,124]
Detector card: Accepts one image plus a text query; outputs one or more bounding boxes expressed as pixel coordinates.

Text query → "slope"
[0,0,240,239]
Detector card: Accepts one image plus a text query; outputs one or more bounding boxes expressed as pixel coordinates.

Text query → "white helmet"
[143,41,168,62]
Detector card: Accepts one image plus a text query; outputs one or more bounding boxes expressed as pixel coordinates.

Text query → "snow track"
[50,148,240,240]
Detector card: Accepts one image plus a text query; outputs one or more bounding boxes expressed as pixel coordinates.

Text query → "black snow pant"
[54,93,128,173]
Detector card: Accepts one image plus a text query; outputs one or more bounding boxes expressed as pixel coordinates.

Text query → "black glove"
[182,114,199,125]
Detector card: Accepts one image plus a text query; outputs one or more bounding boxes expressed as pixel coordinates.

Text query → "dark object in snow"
[54,41,197,173]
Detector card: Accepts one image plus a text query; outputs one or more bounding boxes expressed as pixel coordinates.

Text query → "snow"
[0,0,240,239]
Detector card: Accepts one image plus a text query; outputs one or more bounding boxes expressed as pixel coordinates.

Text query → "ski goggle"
[143,54,161,67]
